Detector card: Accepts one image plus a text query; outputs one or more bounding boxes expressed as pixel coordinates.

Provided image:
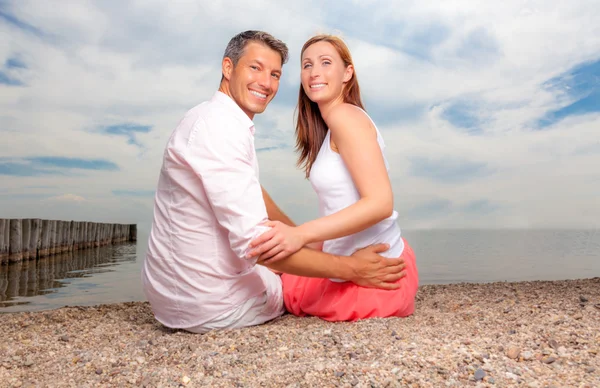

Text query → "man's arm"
[261,186,295,226]
[186,117,270,262]
[258,243,406,290]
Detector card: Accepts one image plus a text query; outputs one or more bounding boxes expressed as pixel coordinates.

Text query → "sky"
[1,0,599,232]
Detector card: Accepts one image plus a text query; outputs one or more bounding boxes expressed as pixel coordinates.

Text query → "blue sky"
[0,0,599,230]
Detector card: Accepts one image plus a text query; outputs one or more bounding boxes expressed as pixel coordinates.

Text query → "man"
[142,30,406,334]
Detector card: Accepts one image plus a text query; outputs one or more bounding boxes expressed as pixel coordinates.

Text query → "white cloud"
[0,0,599,230]
[46,193,86,202]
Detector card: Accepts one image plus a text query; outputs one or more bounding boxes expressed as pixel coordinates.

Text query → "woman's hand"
[247,221,308,263]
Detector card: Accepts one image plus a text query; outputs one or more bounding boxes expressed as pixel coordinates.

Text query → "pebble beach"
[1,278,599,387]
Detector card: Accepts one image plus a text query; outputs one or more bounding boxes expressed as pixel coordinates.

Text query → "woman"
[248,34,419,321]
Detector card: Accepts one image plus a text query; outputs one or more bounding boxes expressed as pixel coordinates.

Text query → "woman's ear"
[343,64,354,83]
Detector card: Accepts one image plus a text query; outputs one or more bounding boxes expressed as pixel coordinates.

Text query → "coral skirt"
[281,238,419,322]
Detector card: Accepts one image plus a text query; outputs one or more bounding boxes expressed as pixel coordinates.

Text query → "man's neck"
[217,83,255,120]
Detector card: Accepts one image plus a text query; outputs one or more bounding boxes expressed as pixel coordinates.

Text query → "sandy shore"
[1,278,599,388]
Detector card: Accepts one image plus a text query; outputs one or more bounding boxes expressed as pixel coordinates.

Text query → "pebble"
[474,368,486,381]
[521,351,533,361]
[507,347,520,359]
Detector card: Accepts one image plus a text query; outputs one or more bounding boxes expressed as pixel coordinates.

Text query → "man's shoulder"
[184,98,244,131]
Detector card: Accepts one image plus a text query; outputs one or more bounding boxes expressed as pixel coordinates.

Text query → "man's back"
[142,92,273,329]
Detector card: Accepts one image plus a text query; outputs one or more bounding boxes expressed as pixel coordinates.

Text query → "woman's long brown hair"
[295,35,365,178]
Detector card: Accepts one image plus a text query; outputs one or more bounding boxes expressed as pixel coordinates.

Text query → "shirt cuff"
[243,224,272,264]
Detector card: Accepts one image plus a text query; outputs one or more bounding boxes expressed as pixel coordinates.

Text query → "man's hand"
[347,243,406,290]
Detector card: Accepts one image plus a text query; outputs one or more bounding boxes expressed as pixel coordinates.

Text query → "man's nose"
[257,71,272,90]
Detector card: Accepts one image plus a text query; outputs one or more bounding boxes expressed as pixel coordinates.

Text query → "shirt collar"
[212,91,256,135]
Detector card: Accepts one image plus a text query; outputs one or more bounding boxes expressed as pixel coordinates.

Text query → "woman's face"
[301,41,353,105]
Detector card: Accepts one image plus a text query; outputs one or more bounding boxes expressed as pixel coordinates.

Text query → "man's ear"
[222,57,234,80]
[343,64,354,83]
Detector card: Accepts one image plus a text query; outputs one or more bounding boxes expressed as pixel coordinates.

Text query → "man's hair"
[223,30,289,66]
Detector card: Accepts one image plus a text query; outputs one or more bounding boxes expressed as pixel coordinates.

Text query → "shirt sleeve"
[184,116,270,264]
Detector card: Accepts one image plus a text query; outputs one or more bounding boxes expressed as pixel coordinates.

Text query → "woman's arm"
[297,104,394,243]
[261,185,296,226]
[247,104,393,263]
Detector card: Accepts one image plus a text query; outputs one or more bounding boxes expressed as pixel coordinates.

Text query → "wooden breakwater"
[0,219,137,265]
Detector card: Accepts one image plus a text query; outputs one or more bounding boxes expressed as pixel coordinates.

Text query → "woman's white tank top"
[308,115,404,281]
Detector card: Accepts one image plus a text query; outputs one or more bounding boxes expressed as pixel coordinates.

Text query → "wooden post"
[70,222,76,251]
[0,219,8,264]
[62,221,70,253]
[90,223,97,248]
[54,220,60,255]
[79,221,84,250]
[40,220,50,257]
[68,221,74,252]
[130,224,137,242]
[57,221,64,253]
[81,222,87,248]
[85,222,91,248]
[59,221,66,254]
[53,219,59,254]
[91,223,96,247]
[94,223,100,247]
[49,220,57,255]
[9,219,23,262]
[79,222,84,249]
[0,263,8,299]
[100,224,105,246]
[30,218,41,259]
[73,221,81,251]
[21,219,31,260]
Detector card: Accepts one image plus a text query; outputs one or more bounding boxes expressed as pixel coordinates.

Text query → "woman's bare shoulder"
[328,104,373,133]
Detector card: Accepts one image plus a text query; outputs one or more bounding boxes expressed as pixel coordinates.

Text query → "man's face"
[222,42,282,119]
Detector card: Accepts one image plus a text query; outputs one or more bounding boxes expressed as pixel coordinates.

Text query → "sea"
[1,228,599,313]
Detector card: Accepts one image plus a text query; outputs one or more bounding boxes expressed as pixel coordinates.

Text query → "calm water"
[1,229,599,313]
